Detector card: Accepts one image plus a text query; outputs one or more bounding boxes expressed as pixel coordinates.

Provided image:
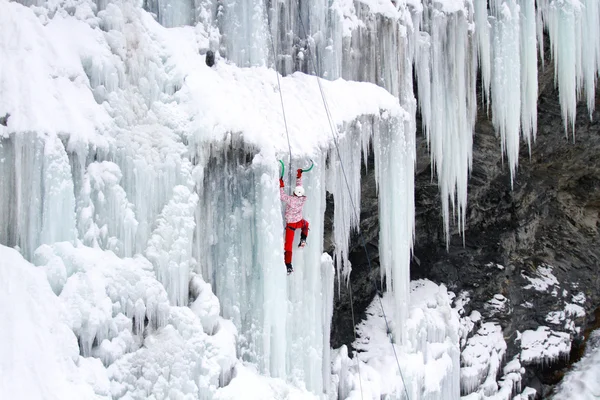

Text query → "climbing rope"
[296,12,411,400]
[268,16,293,188]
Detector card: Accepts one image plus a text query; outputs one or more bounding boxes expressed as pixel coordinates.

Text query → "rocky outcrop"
[330,57,600,397]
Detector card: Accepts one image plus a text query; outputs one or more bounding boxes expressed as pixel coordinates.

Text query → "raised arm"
[296,169,303,187]
[280,178,292,203]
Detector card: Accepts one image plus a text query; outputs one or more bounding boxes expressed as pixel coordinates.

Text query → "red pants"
[284,220,309,264]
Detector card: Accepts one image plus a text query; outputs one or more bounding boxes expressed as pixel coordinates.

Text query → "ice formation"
[1,0,600,398]
[349,280,462,399]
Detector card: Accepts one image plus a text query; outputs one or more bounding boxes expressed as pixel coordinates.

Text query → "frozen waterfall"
[1,0,600,399]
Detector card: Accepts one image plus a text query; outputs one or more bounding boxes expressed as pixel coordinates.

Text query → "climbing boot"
[286,263,293,275]
[298,234,307,248]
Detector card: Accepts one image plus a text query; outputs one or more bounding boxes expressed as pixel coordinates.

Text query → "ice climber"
[280,168,309,275]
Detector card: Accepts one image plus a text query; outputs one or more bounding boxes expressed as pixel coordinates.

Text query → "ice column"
[321,253,335,395]
[142,0,195,27]
[285,153,330,394]
[194,143,287,379]
[219,0,270,67]
[373,115,414,346]
[0,134,76,259]
[40,136,78,249]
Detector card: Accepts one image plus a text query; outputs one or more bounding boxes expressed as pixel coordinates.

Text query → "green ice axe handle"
[279,160,285,178]
[301,160,314,173]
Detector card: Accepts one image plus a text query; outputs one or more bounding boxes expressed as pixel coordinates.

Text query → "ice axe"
[279,159,314,178]
[301,159,314,173]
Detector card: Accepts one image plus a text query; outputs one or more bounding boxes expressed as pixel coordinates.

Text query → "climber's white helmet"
[293,186,305,197]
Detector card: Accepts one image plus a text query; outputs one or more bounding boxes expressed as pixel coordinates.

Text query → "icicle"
[0,133,44,259]
[219,0,270,67]
[321,252,335,395]
[40,135,78,248]
[539,0,595,136]
[490,0,522,183]
[580,0,600,117]
[416,6,477,242]
[474,0,492,107]
[519,0,538,152]
[142,0,195,27]
[373,114,414,346]
[326,122,365,289]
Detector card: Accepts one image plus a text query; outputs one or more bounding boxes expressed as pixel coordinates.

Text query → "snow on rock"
[521,264,559,292]
[0,245,103,399]
[545,302,586,334]
[484,294,510,317]
[519,326,571,365]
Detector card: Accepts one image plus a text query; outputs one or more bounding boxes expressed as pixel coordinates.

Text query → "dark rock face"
[205,50,215,67]
[329,59,600,395]
[0,113,9,127]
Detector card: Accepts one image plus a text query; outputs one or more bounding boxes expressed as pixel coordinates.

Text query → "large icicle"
[538,0,600,134]
[490,0,522,182]
[326,121,368,287]
[474,0,493,107]
[416,5,477,241]
[373,112,414,346]
[519,0,538,151]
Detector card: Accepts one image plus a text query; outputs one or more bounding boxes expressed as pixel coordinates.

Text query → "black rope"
[297,13,411,400]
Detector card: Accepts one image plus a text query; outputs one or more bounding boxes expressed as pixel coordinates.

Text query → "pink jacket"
[280,176,306,223]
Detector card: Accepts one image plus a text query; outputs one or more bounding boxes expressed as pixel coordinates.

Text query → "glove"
[297,169,303,179]
[279,178,284,188]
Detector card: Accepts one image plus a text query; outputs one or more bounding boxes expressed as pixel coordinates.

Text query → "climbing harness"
[296,12,411,400]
